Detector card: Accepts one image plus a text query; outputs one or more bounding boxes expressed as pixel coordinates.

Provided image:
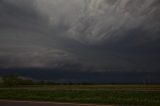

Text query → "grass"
[0,84,160,106]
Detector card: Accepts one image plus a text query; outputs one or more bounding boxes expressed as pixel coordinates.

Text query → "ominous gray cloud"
[0,0,160,74]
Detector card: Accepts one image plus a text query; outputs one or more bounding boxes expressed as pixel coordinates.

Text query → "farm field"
[0,84,160,106]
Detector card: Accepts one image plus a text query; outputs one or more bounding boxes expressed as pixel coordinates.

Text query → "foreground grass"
[0,85,160,106]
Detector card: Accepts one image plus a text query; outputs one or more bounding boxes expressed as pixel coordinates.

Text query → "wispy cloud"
[0,0,160,72]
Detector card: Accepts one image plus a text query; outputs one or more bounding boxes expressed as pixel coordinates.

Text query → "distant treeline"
[0,75,88,87]
[0,75,34,87]
[0,75,159,87]
[0,75,100,86]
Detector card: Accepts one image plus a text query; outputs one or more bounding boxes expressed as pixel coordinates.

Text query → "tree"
[2,75,19,87]
[2,75,34,87]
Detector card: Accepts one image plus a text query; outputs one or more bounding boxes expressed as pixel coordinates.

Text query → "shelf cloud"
[0,0,160,74]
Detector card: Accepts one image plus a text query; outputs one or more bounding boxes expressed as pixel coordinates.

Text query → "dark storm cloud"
[0,0,36,16]
[70,0,160,44]
[0,0,39,25]
[0,0,75,69]
[0,0,160,73]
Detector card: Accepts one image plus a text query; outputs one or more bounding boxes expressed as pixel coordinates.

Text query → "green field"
[0,85,160,106]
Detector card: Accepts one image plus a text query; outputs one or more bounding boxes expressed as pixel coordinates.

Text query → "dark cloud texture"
[0,0,160,82]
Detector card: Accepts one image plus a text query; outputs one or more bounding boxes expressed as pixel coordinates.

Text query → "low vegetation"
[0,84,160,106]
[0,75,160,105]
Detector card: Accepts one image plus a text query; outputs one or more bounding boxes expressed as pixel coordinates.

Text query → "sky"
[0,0,160,83]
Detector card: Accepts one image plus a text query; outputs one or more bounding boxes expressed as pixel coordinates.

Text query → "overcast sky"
[0,0,160,82]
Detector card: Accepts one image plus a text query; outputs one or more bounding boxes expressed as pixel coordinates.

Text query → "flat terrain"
[0,85,160,106]
[0,100,116,106]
